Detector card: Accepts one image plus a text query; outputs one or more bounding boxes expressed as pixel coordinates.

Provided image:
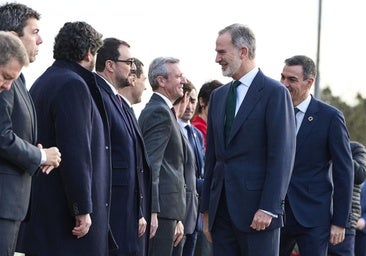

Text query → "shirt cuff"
[40,149,46,165]
[260,209,278,218]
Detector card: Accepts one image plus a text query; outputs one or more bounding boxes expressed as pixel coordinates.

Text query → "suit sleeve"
[0,86,41,175]
[52,80,94,216]
[139,107,172,213]
[329,111,354,227]
[260,84,296,215]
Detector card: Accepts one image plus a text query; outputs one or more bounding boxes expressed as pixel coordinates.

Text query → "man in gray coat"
[138,57,186,256]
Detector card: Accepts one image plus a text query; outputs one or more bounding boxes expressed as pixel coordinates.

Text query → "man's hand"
[38,144,61,174]
[356,218,366,230]
[202,212,212,243]
[173,221,184,247]
[138,217,147,237]
[149,213,158,239]
[329,225,345,245]
[72,214,92,239]
[250,210,272,231]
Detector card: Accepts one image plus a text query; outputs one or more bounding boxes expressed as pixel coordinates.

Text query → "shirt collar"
[237,67,259,87]
[295,94,312,113]
[154,92,173,109]
[96,73,118,95]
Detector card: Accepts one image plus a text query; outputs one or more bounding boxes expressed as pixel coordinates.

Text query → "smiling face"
[215,31,243,79]
[159,62,185,102]
[18,18,43,63]
[280,64,313,106]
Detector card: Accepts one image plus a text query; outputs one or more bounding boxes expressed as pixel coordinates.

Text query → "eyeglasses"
[112,58,135,67]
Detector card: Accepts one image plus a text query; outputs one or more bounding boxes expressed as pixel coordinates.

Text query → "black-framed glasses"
[112,58,135,67]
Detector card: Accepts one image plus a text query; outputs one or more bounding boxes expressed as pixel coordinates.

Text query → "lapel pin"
[308,116,313,122]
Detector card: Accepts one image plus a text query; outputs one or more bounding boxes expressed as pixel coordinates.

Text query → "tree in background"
[322,87,366,145]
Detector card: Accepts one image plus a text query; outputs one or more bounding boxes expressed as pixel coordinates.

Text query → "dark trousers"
[194,230,213,256]
[0,218,21,256]
[355,230,366,256]
[280,204,329,256]
[211,191,280,256]
[328,227,355,256]
[148,218,176,256]
[183,231,198,256]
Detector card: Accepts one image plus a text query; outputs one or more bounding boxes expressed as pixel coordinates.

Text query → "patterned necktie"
[224,80,241,144]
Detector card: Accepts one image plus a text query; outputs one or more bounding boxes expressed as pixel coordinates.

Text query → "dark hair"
[95,37,130,72]
[284,55,316,80]
[195,80,223,114]
[0,3,40,37]
[173,79,195,105]
[133,58,144,79]
[53,21,103,62]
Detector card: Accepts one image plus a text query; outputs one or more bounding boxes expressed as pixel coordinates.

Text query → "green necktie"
[224,80,241,144]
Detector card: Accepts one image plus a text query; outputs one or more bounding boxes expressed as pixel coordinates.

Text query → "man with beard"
[95,38,152,256]
[201,23,296,256]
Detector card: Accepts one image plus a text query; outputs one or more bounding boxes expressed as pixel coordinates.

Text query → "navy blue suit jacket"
[20,60,113,256]
[96,74,151,256]
[201,70,296,232]
[286,96,354,228]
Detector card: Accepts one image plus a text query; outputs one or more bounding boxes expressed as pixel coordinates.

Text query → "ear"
[240,46,249,58]
[306,77,315,89]
[84,49,93,62]
[105,60,115,73]
[156,75,165,88]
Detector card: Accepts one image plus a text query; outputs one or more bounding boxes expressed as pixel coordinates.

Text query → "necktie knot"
[294,107,300,115]
[232,80,241,88]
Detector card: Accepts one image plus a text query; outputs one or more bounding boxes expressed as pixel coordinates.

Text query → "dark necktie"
[224,80,241,144]
[185,125,203,178]
[116,94,123,107]
[171,107,177,119]
[294,107,300,127]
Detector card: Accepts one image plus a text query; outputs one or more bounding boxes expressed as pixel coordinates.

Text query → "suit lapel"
[13,74,37,144]
[296,97,318,153]
[227,72,264,144]
[96,75,135,136]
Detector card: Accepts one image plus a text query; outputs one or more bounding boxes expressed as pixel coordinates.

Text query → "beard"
[117,77,130,89]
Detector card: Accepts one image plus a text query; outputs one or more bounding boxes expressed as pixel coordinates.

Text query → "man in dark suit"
[176,82,204,256]
[279,55,354,256]
[138,57,187,256]
[18,21,114,256]
[0,4,61,255]
[95,38,152,256]
[201,23,296,256]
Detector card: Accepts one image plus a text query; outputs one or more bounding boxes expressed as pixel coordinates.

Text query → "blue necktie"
[224,80,241,144]
[185,125,203,178]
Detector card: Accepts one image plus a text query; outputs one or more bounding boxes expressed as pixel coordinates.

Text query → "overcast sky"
[11,0,366,113]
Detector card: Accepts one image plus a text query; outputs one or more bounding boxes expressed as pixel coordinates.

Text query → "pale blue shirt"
[235,67,259,116]
[295,94,312,134]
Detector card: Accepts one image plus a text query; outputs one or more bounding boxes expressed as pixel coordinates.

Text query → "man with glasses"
[95,37,152,256]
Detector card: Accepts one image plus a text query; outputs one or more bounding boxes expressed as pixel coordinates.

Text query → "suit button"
[105,146,109,150]
[105,203,109,207]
